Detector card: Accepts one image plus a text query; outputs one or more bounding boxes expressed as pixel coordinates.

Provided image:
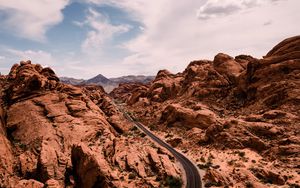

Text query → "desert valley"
[0,35,299,188]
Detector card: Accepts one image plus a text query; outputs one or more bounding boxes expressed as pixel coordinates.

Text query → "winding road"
[121,110,202,188]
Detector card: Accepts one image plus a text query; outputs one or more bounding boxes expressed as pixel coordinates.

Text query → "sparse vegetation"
[237,151,246,158]
[165,176,182,188]
[128,172,136,179]
[204,181,222,187]
[212,165,220,169]
[288,183,300,188]
[200,156,206,163]
[227,159,236,166]
[130,126,138,131]
[165,133,173,138]
[140,132,146,137]
[197,163,211,169]
[245,181,254,188]
[149,124,155,131]
[155,175,162,181]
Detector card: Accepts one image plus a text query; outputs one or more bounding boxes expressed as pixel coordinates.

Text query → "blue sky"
[0,0,299,78]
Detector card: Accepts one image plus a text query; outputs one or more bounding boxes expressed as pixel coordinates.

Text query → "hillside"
[111,36,300,187]
[0,61,181,187]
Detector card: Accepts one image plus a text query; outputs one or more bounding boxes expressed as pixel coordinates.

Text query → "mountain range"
[60,74,155,92]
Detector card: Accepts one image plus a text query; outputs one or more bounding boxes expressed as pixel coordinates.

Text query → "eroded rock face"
[160,104,217,129]
[110,83,149,104]
[5,62,59,103]
[213,53,244,83]
[0,91,15,187]
[112,36,300,187]
[0,61,181,187]
[15,179,44,188]
[71,144,111,188]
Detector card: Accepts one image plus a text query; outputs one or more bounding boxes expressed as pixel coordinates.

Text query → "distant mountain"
[60,74,154,92]
[81,74,117,92]
[110,75,155,84]
[60,77,84,85]
[83,74,112,85]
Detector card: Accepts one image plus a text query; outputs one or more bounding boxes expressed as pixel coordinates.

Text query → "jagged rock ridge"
[110,36,300,187]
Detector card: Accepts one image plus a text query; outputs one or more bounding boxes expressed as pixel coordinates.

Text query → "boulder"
[213,53,244,82]
[161,104,217,129]
[204,169,231,187]
[71,144,111,188]
[19,151,38,177]
[250,168,285,185]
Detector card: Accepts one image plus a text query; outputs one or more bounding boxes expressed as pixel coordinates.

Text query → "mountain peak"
[85,74,111,84]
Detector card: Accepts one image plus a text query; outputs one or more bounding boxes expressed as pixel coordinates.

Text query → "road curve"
[122,111,202,188]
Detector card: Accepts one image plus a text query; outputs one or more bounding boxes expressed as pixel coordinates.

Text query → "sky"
[0,0,299,78]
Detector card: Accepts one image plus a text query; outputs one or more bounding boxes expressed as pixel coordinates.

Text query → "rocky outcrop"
[71,144,111,188]
[264,35,300,58]
[249,167,285,185]
[203,119,284,152]
[110,83,149,104]
[213,53,244,83]
[112,36,300,187]
[0,61,181,187]
[81,85,133,133]
[204,169,231,187]
[235,36,300,114]
[15,179,44,188]
[0,108,15,187]
[148,70,182,102]
[160,103,217,129]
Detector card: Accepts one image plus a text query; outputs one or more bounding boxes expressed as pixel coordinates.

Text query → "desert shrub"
[128,172,136,179]
[165,176,182,188]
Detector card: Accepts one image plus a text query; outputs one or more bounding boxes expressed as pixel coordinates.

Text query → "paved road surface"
[122,111,202,188]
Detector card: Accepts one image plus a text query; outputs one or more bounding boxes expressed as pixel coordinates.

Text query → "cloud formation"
[0,0,299,78]
[0,0,69,41]
[196,0,285,20]
[6,49,57,66]
[86,0,300,76]
[77,8,131,53]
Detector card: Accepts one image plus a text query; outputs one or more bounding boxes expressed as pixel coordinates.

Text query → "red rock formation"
[112,36,300,187]
[110,83,149,104]
[0,61,181,187]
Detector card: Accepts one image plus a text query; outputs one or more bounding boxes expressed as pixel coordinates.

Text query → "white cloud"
[0,0,69,41]
[87,0,300,75]
[0,47,63,75]
[197,0,260,19]
[6,49,57,67]
[1,0,299,79]
[77,8,131,53]
[196,0,287,20]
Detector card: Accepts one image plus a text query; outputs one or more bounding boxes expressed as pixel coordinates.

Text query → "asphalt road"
[122,111,202,188]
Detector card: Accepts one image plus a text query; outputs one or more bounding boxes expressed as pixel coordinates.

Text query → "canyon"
[0,35,299,188]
